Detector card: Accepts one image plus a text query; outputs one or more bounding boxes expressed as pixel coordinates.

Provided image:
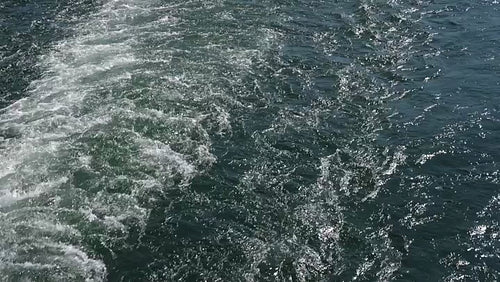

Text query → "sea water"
[0,0,499,280]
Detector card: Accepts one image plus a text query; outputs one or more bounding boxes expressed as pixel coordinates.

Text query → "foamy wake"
[0,0,210,280]
[0,0,281,279]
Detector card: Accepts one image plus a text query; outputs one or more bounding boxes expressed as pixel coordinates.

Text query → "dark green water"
[0,0,499,281]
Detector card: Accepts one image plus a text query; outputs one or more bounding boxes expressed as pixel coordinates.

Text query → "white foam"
[0,0,287,280]
[0,0,150,279]
[416,150,446,165]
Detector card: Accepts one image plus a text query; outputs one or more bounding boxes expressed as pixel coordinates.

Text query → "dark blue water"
[0,0,499,281]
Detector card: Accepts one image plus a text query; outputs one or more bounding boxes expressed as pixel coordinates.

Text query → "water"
[0,0,499,280]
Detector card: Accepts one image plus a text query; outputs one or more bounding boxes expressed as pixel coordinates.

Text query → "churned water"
[0,0,499,281]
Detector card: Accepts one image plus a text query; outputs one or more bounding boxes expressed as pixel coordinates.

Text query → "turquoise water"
[0,0,499,281]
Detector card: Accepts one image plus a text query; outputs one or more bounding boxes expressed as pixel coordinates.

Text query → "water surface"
[0,0,499,280]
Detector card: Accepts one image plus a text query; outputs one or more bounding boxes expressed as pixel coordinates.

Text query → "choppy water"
[0,0,499,281]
